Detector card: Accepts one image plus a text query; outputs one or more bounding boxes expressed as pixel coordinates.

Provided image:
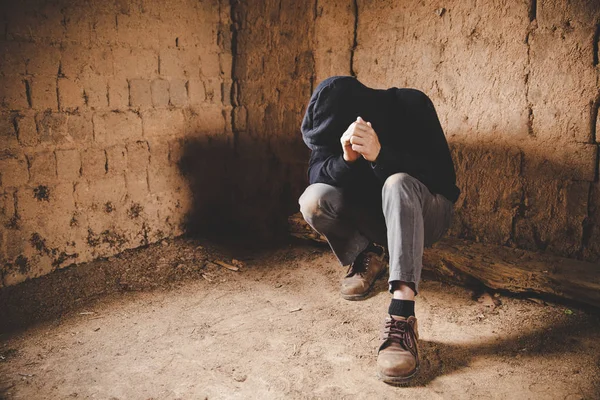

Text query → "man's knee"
[299,183,343,221]
[382,173,421,198]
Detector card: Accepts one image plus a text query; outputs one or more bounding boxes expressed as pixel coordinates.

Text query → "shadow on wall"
[178,131,310,243]
[449,139,598,262]
[177,134,237,238]
[176,127,599,262]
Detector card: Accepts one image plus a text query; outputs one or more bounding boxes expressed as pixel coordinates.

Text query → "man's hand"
[340,122,361,163]
[349,117,381,162]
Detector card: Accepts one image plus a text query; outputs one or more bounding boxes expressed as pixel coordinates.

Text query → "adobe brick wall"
[228,0,314,235]
[3,0,600,288]
[0,0,233,287]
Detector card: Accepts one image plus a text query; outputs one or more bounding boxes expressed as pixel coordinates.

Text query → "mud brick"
[168,138,184,166]
[1,77,29,110]
[82,75,109,109]
[35,112,69,145]
[26,45,61,76]
[126,141,150,175]
[105,145,127,175]
[67,113,94,144]
[184,105,226,136]
[116,13,159,50]
[0,229,5,263]
[30,76,58,110]
[159,49,186,78]
[0,41,32,73]
[113,47,158,79]
[61,45,114,80]
[4,229,25,260]
[142,109,185,138]
[522,143,598,182]
[90,12,118,45]
[0,113,19,149]
[17,183,77,238]
[93,111,142,145]
[0,153,28,188]
[187,79,206,105]
[125,171,149,200]
[233,106,247,131]
[15,113,38,147]
[0,191,16,228]
[203,78,221,104]
[221,79,232,106]
[81,148,106,179]
[147,140,171,193]
[107,77,129,109]
[169,79,188,107]
[56,149,81,181]
[199,53,221,78]
[28,151,57,184]
[74,175,126,210]
[63,5,93,45]
[8,4,64,42]
[219,53,232,76]
[223,106,233,133]
[129,79,152,108]
[530,31,596,144]
[58,78,85,111]
[151,79,170,107]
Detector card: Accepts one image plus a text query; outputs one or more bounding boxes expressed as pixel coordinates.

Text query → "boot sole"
[377,367,419,385]
[340,267,387,301]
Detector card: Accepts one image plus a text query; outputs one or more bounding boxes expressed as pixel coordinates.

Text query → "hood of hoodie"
[301,76,395,151]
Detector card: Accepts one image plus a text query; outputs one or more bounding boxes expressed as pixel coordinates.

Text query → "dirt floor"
[1,237,599,399]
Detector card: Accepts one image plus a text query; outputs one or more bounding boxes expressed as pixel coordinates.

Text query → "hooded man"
[298,76,459,384]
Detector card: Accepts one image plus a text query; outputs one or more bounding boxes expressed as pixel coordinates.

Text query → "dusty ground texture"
[1,237,599,399]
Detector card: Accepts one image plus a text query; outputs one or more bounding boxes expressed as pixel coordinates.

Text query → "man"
[298,76,459,384]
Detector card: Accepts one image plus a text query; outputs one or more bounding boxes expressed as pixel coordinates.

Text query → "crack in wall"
[524,4,537,138]
[528,0,537,22]
[349,0,358,77]
[579,182,594,258]
[593,22,600,66]
[509,150,526,247]
[24,80,32,108]
[229,0,240,151]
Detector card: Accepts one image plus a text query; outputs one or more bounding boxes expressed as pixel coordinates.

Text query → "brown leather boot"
[377,315,420,384]
[340,248,387,300]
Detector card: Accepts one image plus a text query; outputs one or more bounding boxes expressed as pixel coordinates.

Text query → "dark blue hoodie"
[301,76,460,204]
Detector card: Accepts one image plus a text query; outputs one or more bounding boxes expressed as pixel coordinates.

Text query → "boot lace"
[347,252,372,277]
[382,317,418,357]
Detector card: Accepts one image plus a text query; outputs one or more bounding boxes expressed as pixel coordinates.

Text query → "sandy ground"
[1,238,599,399]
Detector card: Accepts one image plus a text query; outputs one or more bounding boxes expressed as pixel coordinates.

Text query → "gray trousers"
[298,173,453,294]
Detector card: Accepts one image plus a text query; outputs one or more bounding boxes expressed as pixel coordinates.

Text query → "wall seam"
[349,0,358,77]
[229,0,240,151]
[524,1,537,138]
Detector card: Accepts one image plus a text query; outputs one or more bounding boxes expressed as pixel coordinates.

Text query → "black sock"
[388,299,415,318]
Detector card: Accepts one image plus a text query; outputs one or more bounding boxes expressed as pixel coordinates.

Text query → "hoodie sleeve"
[370,145,429,183]
[308,148,359,186]
[301,77,361,187]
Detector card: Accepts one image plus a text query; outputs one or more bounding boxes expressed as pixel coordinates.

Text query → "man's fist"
[348,117,381,162]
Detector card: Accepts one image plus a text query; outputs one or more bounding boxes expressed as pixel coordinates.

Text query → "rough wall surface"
[0,0,233,287]
[3,0,600,287]
[313,0,600,262]
[229,0,314,234]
